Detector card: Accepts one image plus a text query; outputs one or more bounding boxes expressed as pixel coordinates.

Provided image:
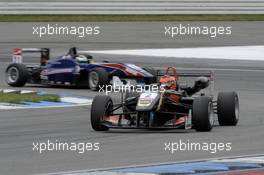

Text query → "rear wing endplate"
[12,48,50,66]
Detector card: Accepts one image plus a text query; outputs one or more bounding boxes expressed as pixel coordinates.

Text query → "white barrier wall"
[1,0,264,14]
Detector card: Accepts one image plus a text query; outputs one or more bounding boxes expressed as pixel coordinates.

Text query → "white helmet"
[76,55,88,62]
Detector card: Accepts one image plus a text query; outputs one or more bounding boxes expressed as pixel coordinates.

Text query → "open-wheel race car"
[90,66,239,132]
[5,47,156,91]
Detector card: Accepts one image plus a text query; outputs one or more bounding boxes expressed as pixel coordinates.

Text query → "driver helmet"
[159,75,178,90]
[76,55,89,62]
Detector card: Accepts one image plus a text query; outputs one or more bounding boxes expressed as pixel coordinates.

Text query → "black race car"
[90,66,239,132]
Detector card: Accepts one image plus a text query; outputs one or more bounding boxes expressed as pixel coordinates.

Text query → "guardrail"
[1,0,264,14]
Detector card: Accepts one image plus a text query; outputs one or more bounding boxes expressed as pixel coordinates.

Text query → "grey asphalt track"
[0,22,264,175]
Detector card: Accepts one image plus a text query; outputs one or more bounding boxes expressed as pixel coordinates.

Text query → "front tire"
[217,92,239,126]
[192,96,213,132]
[91,95,113,131]
[88,68,110,91]
[5,63,29,87]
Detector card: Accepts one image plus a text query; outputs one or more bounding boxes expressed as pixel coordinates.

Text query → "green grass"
[0,92,60,104]
[1,14,264,22]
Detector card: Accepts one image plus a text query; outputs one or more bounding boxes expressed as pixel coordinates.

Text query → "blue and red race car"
[5,47,156,91]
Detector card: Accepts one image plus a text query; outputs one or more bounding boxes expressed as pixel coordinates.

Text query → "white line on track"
[3,64,264,74]
[163,67,264,73]
[3,62,264,73]
[89,45,264,61]
[0,103,91,110]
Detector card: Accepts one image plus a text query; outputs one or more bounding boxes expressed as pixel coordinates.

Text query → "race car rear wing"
[12,48,50,66]
[156,67,214,79]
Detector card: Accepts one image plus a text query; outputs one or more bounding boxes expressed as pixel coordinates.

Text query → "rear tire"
[91,95,112,131]
[88,68,110,91]
[217,92,239,126]
[192,96,213,132]
[5,63,29,87]
[143,67,157,84]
